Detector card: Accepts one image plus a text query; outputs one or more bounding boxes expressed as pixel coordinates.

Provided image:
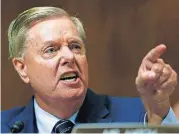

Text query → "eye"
[42,46,58,59]
[69,43,82,53]
[71,43,81,50]
[44,47,57,53]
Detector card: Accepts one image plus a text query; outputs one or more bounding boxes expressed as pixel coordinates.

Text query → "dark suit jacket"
[1,89,146,133]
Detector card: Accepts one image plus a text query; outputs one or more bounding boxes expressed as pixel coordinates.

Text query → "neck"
[35,95,85,119]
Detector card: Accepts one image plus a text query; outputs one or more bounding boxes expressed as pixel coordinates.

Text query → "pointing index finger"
[144,44,166,62]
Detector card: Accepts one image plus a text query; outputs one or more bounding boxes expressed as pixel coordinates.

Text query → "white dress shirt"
[34,99,78,133]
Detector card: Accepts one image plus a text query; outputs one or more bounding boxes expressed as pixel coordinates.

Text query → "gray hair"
[8,6,86,59]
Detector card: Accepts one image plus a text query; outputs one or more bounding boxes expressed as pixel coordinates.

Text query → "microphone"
[10,121,24,133]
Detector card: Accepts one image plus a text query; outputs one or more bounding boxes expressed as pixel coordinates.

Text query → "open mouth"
[60,72,78,82]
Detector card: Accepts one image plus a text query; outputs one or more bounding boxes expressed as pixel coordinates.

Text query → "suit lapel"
[7,89,112,133]
[76,89,113,123]
[8,97,38,133]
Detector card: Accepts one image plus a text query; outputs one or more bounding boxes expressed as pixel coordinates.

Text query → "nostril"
[63,61,71,66]
[60,57,74,67]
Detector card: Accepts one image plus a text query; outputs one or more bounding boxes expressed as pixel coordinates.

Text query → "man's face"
[21,17,88,101]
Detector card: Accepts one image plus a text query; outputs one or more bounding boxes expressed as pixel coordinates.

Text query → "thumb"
[136,71,156,89]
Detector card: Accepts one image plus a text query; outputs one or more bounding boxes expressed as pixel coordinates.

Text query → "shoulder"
[105,95,146,122]
[87,89,146,122]
[1,106,26,123]
[1,106,26,133]
[107,96,143,106]
[87,88,144,110]
[87,89,145,113]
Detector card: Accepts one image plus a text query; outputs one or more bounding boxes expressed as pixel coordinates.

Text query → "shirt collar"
[34,98,78,133]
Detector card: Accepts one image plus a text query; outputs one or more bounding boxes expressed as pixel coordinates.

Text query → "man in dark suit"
[1,6,178,133]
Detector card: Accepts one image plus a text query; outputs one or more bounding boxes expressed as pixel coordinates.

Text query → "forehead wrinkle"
[26,17,81,48]
[27,35,80,49]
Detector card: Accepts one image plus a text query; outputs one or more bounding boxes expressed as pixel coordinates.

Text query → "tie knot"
[52,119,74,133]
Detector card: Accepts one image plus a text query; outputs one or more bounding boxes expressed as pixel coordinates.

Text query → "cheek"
[82,59,88,74]
[27,62,58,95]
[29,59,53,73]
[77,56,88,81]
[26,58,57,84]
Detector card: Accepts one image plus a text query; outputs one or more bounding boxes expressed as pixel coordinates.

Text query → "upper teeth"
[61,73,77,79]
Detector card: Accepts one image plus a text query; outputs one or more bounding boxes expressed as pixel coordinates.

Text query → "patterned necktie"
[51,119,74,133]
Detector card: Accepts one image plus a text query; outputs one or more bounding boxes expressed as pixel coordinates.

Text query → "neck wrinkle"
[34,94,85,119]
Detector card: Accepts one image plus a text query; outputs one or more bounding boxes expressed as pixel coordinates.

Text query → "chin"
[55,86,87,101]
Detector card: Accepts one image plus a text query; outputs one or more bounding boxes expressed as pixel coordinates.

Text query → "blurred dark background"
[2,0,179,110]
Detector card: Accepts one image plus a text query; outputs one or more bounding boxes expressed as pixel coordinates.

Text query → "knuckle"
[165,64,171,69]
[163,67,171,76]
[152,63,163,72]
[157,58,164,64]
[168,75,177,86]
[172,70,177,78]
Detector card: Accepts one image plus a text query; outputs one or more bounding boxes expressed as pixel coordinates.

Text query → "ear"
[12,58,30,83]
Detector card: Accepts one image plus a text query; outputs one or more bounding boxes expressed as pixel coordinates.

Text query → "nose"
[59,46,75,66]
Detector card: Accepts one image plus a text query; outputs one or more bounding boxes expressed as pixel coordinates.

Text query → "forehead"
[27,17,80,42]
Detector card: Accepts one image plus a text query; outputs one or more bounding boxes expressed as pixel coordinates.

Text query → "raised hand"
[136,44,177,125]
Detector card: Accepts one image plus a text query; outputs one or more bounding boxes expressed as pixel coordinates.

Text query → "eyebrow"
[43,41,56,46]
[67,37,83,43]
[42,36,83,46]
